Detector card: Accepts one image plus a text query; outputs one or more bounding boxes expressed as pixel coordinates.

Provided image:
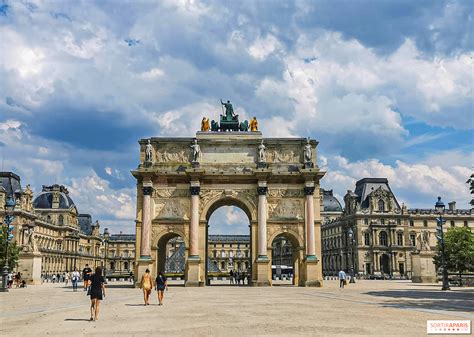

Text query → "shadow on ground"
[364,289,474,313]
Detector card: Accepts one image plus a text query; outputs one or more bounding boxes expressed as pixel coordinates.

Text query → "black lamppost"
[347,228,356,283]
[435,197,450,291]
[103,228,109,278]
[1,196,16,292]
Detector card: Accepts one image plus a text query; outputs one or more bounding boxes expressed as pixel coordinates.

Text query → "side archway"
[269,230,304,286]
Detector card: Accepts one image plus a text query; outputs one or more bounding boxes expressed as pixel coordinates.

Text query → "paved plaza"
[1,280,472,336]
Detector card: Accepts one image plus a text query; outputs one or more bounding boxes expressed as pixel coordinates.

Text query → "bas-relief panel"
[266,146,301,163]
[268,199,303,219]
[154,198,190,219]
[155,144,189,163]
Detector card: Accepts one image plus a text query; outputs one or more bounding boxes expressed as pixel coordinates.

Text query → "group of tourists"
[229,270,251,285]
[6,272,25,288]
[140,269,168,306]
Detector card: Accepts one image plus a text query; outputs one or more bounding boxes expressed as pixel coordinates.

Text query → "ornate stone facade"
[321,178,473,278]
[132,131,326,287]
[0,172,106,284]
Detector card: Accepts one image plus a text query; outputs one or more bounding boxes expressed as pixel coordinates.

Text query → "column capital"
[257,186,268,195]
[190,186,201,196]
[142,186,154,196]
[304,186,315,195]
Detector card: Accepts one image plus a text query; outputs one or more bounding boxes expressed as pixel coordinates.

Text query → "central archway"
[204,198,253,286]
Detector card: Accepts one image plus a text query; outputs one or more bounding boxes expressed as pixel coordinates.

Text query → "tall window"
[364,232,370,246]
[58,215,64,225]
[364,218,368,225]
[464,221,468,227]
[397,232,403,246]
[378,200,385,212]
[450,221,455,228]
[221,250,226,258]
[409,220,414,227]
[423,220,428,227]
[379,231,388,246]
[410,234,416,246]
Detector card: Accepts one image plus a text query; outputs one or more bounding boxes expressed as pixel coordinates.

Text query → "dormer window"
[378,199,385,212]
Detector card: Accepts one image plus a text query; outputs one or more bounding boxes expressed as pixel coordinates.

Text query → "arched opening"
[206,200,252,286]
[271,233,300,286]
[157,232,186,286]
[380,254,390,276]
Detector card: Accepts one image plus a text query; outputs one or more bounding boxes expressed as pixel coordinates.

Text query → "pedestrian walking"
[89,266,106,321]
[229,270,234,285]
[140,269,153,306]
[83,264,92,291]
[155,271,168,306]
[338,270,347,288]
[64,272,70,286]
[71,268,80,291]
[7,272,13,288]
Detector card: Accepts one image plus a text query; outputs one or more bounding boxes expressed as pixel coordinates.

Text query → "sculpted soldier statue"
[145,139,153,162]
[190,138,201,162]
[220,99,235,121]
[304,138,312,163]
[258,139,266,163]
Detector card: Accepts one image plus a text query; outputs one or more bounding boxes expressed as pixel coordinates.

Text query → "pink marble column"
[189,186,200,257]
[257,185,268,258]
[140,186,153,259]
[304,186,316,258]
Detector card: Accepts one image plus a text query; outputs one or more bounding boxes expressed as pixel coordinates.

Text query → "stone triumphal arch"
[132,129,325,286]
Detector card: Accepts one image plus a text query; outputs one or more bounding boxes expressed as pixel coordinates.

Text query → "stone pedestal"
[411,251,437,283]
[17,251,42,285]
[301,257,323,287]
[254,257,271,286]
[135,258,153,287]
[185,257,202,287]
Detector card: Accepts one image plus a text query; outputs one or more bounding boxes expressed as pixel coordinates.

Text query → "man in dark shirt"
[82,264,92,291]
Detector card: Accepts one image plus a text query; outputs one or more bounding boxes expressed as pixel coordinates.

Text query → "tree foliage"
[0,226,20,271]
[434,227,474,275]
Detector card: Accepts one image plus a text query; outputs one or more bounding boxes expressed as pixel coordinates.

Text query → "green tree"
[434,227,474,282]
[0,226,20,271]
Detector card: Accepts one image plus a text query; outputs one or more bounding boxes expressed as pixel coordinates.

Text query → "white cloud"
[248,34,282,60]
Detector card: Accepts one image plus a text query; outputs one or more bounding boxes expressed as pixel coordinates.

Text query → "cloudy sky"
[0,0,472,235]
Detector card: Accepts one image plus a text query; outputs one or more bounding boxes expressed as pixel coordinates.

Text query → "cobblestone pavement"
[1,280,472,336]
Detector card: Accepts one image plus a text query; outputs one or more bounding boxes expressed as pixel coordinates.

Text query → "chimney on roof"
[448,201,456,211]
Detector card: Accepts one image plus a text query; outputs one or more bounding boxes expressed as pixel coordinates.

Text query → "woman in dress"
[89,266,106,321]
[155,271,168,306]
[140,269,153,306]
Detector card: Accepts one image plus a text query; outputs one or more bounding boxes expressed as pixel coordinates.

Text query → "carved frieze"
[268,199,303,219]
[153,189,190,198]
[268,189,304,198]
[266,148,300,163]
[156,145,188,163]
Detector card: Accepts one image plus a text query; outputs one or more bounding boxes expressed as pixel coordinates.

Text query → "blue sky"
[0,0,472,234]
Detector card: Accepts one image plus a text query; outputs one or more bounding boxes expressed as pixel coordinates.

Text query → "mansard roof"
[321,189,343,212]
[109,234,136,241]
[354,178,400,209]
[0,172,22,198]
[33,184,76,210]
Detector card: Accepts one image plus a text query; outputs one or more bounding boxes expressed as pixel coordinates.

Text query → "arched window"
[221,250,226,258]
[379,231,388,246]
[124,262,129,270]
[397,232,403,246]
[364,232,370,246]
[221,261,225,270]
[110,262,115,271]
[58,215,64,225]
[378,200,385,212]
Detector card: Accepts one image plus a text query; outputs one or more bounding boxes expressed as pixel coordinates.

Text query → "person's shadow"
[64,318,91,322]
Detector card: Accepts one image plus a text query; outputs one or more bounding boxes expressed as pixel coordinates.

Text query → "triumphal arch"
[132,110,325,287]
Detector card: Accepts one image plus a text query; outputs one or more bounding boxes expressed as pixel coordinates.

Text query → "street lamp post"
[348,228,356,284]
[1,197,16,292]
[435,197,450,291]
[103,228,110,279]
